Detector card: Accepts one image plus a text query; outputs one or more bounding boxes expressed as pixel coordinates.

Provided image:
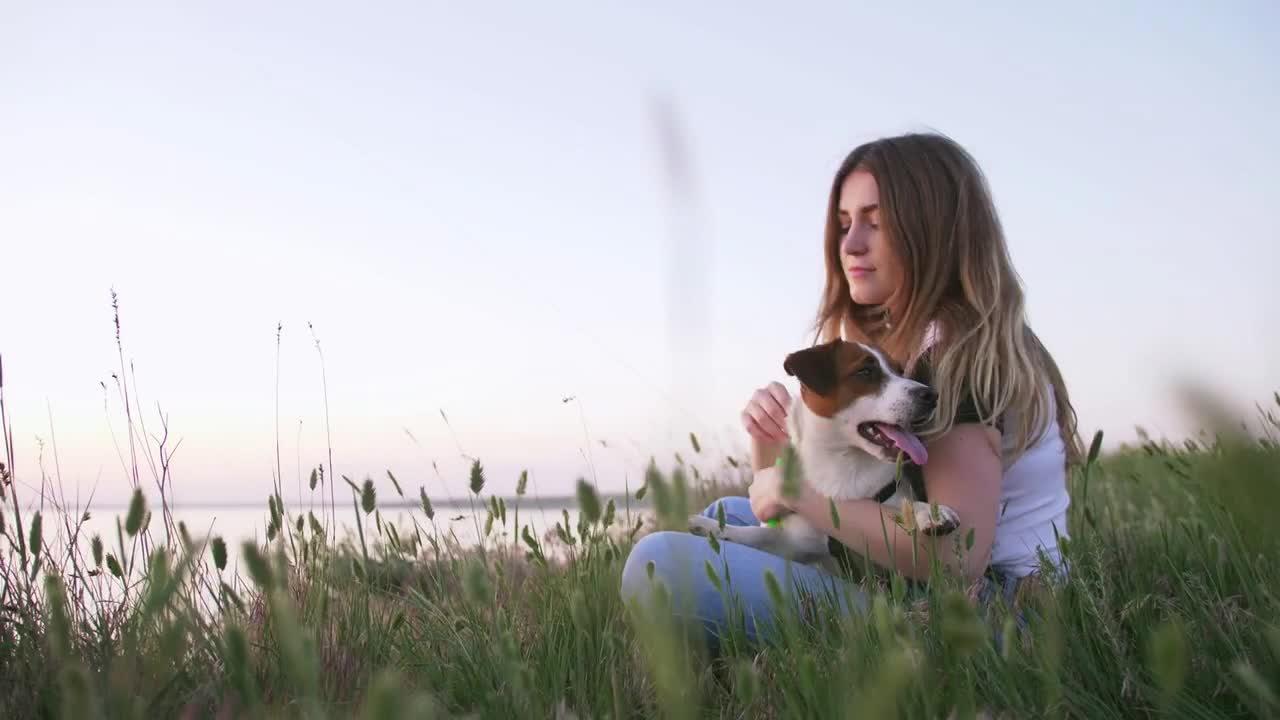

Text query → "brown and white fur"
[688,339,960,563]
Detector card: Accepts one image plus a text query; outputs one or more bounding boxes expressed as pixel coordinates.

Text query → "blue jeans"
[620,496,1029,645]
[619,496,863,643]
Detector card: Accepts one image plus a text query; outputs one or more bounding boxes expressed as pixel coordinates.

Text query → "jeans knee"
[701,496,755,526]
[621,531,684,605]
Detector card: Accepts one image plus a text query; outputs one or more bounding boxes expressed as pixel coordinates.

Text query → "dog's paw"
[687,515,726,538]
[911,501,960,536]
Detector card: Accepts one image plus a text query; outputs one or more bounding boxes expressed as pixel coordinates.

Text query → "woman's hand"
[748,466,788,521]
[748,465,807,522]
[742,381,792,443]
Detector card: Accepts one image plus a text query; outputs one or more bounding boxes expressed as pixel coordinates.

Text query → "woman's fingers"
[758,384,791,437]
[742,412,778,440]
[766,381,791,409]
[742,381,793,442]
[744,401,788,441]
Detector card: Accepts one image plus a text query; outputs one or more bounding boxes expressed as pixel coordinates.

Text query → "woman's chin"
[848,286,888,306]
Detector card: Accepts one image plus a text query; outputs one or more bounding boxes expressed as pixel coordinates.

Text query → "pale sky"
[2,1,1277,505]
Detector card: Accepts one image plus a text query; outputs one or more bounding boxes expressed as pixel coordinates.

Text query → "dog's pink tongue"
[877,424,928,465]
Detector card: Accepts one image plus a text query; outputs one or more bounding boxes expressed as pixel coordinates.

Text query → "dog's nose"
[913,386,938,410]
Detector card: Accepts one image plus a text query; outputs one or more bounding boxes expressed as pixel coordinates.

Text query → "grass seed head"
[576,478,602,526]
[361,477,377,514]
[125,489,146,537]
[211,536,228,571]
[419,487,435,520]
[241,541,274,589]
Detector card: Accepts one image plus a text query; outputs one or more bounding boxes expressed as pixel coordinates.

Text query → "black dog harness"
[871,479,898,504]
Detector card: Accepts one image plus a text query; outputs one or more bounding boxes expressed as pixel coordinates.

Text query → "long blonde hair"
[814,132,1083,465]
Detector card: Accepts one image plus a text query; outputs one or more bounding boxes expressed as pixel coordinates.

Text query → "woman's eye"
[839,225,851,235]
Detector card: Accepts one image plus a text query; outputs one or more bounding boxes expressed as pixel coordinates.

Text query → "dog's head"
[783,339,937,465]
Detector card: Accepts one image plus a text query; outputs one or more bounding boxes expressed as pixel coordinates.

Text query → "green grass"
[2,342,1279,717]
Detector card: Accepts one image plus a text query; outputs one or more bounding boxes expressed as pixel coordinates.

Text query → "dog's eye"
[853,365,879,380]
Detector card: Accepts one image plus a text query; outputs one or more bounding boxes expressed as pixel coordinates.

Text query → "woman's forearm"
[791,488,986,582]
[751,437,785,472]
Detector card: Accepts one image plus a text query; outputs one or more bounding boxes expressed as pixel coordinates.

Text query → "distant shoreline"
[72,494,651,512]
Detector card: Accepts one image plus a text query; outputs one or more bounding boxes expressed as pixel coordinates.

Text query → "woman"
[620,132,1083,641]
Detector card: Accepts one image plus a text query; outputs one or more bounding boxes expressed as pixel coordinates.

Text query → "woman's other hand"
[742,381,792,443]
[748,465,793,522]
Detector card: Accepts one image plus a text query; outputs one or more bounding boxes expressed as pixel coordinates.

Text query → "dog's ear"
[783,342,840,397]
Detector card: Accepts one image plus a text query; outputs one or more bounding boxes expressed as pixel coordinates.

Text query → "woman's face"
[837,169,901,307]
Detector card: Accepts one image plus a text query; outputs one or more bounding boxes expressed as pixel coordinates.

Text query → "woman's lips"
[847,266,874,278]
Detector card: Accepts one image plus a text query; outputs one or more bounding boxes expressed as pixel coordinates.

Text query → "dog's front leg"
[880,490,961,536]
[910,501,960,536]
[687,515,782,551]
[687,515,830,562]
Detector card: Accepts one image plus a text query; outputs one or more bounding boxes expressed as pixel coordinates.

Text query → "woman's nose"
[841,225,868,256]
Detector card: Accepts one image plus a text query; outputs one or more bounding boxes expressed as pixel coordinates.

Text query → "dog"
[688,338,960,564]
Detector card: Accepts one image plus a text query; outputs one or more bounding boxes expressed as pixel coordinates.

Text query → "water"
[4,494,650,579]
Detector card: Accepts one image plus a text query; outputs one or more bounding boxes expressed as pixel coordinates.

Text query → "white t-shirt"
[988,390,1071,577]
